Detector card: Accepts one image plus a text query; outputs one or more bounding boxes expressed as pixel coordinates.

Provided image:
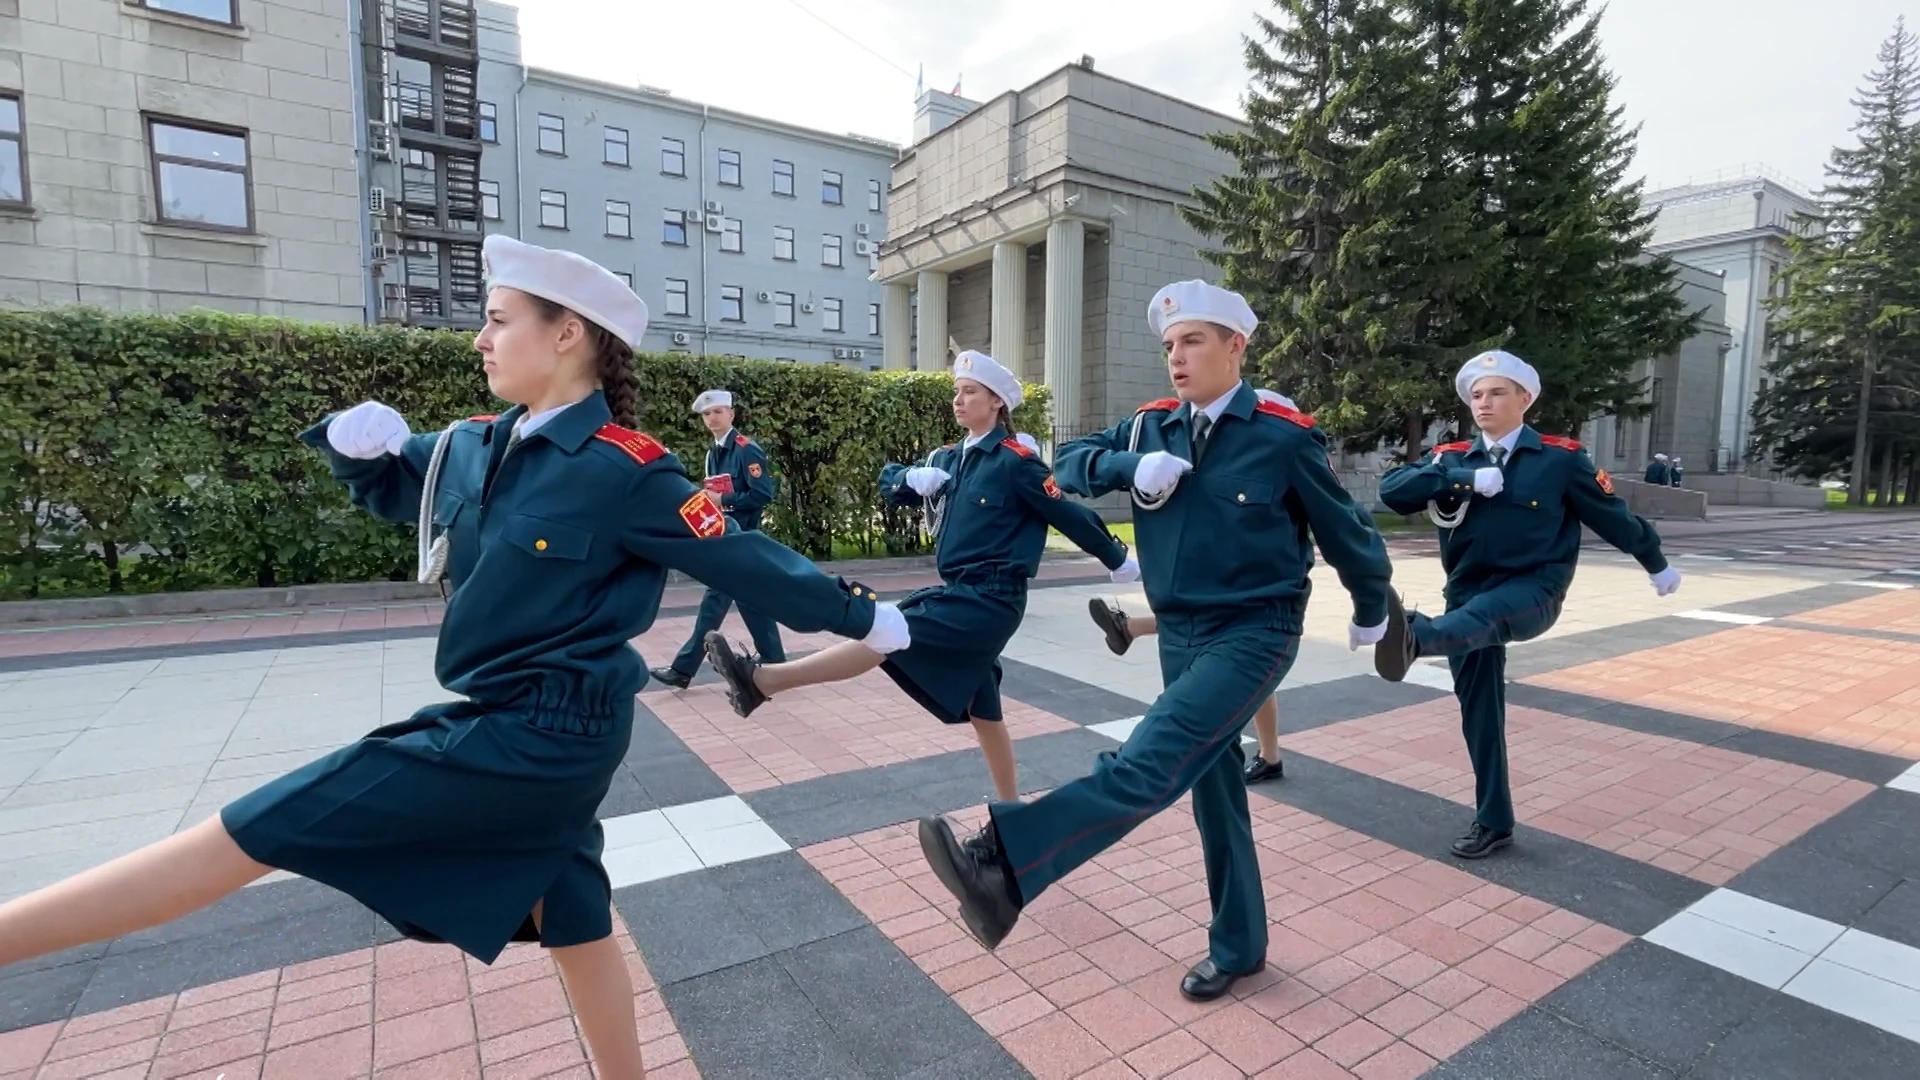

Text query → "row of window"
[479,183,868,266]
[612,279,881,334]
[479,105,883,211]
[1,91,250,231]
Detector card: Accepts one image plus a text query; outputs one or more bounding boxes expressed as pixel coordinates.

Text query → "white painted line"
[1403,663,1456,692]
[1673,609,1774,626]
[1821,929,1920,994]
[1088,716,1144,744]
[1887,762,1920,795]
[1685,889,1846,956]
[600,796,794,889]
[1677,553,1735,561]
[1891,569,1920,577]
[1736,550,1787,557]
[1644,911,1816,989]
[661,794,760,834]
[1837,580,1915,590]
[1784,959,1920,1044]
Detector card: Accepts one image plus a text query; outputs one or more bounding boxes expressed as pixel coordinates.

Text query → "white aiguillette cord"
[919,446,948,539]
[1127,408,1179,512]
[415,422,463,595]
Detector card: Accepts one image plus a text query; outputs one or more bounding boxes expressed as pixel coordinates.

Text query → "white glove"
[1349,619,1388,651]
[327,400,410,460]
[1650,566,1682,597]
[1014,432,1041,454]
[1110,556,1140,584]
[862,601,911,654]
[1473,467,1504,497]
[904,467,950,498]
[1133,451,1193,498]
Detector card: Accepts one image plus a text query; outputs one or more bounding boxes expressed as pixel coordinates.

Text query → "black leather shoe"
[1088,597,1134,656]
[647,666,692,690]
[918,815,1022,950]
[1243,755,1283,784]
[702,634,766,718]
[1374,592,1415,682]
[1180,958,1266,1002]
[1450,822,1513,860]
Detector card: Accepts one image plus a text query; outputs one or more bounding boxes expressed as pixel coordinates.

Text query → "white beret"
[1654,453,1669,461]
[1148,280,1258,338]
[691,389,733,413]
[1253,387,1297,410]
[1455,350,1541,406]
[482,234,649,349]
[953,349,1021,410]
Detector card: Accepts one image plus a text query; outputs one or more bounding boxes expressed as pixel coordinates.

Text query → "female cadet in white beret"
[702,349,1137,801]
[0,234,910,1079]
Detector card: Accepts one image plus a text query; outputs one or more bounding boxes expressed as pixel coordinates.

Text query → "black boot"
[918,816,1023,950]
[702,633,767,718]
[1087,597,1135,656]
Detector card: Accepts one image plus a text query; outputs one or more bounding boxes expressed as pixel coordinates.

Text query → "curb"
[0,551,1029,626]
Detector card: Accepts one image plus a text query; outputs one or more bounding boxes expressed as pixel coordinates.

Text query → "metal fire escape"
[364,0,484,328]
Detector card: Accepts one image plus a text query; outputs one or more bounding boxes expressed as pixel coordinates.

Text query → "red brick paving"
[1783,587,1920,635]
[1524,624,1920,758]
[0,918,697,1080]
[645,672,1077,793]
[1288,702,1875,885]
[805,797,1629,1079]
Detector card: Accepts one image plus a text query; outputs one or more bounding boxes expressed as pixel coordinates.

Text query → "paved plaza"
[3,517,1920,1078]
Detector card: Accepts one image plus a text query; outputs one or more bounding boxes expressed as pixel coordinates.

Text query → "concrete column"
[882,282,913,371]
[914,270,949,372]
[989,241,1027,374]
[1043,219,1085,438]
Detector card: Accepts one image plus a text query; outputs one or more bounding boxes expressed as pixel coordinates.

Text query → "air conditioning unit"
[687,206,706,220]
[855,223,870,236]
[849,348,864,359]
[671,331,690,345]
[703,213,724,232]
[380,282,407,319]
[800,301,814,314]
[368,187,387,216]
[832,347,849,359]
[755,290,771,302]
[704,199,724,214]
[854,240,873,256]
[369,242,392,265]
[368,122,394,160]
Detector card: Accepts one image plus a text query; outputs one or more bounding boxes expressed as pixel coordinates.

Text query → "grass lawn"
[1825,488,1914,509]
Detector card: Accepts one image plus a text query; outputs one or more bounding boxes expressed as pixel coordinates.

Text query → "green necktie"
[1191,412,1213,464]
[1488,444,1507,469]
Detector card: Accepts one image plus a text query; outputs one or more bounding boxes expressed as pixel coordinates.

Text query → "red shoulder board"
[1254,400,1315,428]
[467,414,497,422]
[1541,435,1583,451]
[1136,398,1181,413]
[735,434,750,447]
[1001,437,1035,458]
[1433,441,1473,454]
[592,423,669,467]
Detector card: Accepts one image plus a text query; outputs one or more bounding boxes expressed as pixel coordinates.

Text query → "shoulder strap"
[592,423,670,467]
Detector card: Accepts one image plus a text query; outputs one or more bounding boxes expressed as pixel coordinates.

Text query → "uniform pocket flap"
[501,514,593,560]
[1200,473,1275,506]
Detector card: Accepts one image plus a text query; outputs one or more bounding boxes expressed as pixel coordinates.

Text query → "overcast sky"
[520,0,1912,196]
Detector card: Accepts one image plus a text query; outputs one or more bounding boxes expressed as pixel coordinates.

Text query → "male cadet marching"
[917,280,1397,1003]
[650,390,786,688]
[1376,350,1682,859]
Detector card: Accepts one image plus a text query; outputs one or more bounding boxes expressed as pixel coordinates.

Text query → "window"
[868,179,882,212]
[147,117,251,231]
[821,233,842,267]
[140,0,236,25]
[536,113,564,156]
[720,285,744,322]
[773,225,794,261]
[868,303,881,336]
[665,278,690,317]
[822,297,843,332]
[719,217,742,253]
[538,189,567,229]
[604,126,629,167]
[0,93,27,206]
[773,291,795,327]
[662,209,688,245]
[478,102,497,143]
[615,271,633,289]
[717,148,741,187]
[772,159,794,196]
[661,137,685,176]
[822,169,843,205]
[605,199,630,238]
[478,178,500,221]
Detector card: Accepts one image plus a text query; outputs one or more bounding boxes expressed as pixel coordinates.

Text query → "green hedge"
[0,309,1051,601]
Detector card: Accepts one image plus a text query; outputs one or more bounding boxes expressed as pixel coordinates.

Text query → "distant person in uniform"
[1670,457,1685,487]
[1377,350,1680,861]
[1644,452,1672,486]
[650,389,787,689]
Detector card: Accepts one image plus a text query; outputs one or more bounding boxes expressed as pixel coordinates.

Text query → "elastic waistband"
[945,565,1030,588]
[1150,599,1302,643]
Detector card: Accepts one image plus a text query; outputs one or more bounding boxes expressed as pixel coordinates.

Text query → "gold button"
[535,539,548,551]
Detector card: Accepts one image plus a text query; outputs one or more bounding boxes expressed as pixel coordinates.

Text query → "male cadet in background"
[1376,350,1681,859]
[649,389,787,689]
[917,280,1397,1003]
[1670,457,1686,487]
[1644,453,1672,486]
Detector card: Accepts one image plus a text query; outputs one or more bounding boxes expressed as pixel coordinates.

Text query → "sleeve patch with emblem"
[677,491,728,538]
[1595,468,1616,496]
[1042,475,1063,499]
[747,462,763,478]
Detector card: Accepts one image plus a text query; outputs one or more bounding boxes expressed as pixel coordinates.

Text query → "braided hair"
[528,296,638,427]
